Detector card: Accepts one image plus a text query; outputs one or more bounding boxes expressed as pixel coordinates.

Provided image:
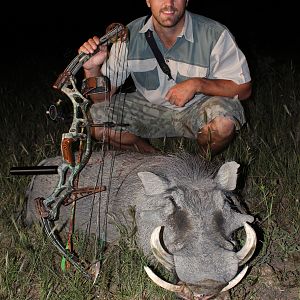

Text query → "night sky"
[2,1,300,65]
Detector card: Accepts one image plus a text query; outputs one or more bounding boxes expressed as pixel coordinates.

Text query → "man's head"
[146,0,188,29]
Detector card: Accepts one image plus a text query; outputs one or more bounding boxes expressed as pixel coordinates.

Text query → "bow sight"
[46,99,73,123]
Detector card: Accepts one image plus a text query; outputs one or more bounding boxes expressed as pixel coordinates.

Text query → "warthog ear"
[138,172,169,195]
[215,161,240,191]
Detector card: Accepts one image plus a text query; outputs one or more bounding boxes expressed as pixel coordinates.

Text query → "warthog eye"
[166,195,176,205]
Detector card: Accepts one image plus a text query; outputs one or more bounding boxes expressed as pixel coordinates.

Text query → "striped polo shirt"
[101,11,251,111]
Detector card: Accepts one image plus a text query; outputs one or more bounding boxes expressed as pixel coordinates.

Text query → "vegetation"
[0,52,299,299]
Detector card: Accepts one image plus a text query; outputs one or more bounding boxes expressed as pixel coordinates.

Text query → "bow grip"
[61,137,75,166]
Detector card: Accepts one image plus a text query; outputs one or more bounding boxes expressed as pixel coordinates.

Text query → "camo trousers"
[89,91,246,139]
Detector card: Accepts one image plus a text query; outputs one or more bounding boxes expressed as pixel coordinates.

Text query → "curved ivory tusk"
[221,265,248,292]
[144,266,183,292]
[150,226,175,271]
[237,222,257,265]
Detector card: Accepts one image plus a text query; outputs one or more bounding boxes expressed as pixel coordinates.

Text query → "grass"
[1,52,300,299]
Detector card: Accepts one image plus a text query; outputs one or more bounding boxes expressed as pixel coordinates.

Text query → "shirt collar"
[139,10,194,43]
[139,15,153,33]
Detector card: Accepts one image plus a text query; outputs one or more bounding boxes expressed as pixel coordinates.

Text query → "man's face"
[146,0,188,28]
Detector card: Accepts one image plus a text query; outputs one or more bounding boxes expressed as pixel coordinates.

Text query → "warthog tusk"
[150,226,175,271]
[144,266,187,293]
[144,266,209,299]
[221,265,248,292]
[237,222,257,265]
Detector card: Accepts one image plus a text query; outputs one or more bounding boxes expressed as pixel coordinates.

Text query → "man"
[79,0,252,156]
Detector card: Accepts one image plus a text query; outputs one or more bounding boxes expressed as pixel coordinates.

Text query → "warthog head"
[135,157,256,299]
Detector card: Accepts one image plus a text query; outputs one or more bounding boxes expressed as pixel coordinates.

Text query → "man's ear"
[146,0,150,8]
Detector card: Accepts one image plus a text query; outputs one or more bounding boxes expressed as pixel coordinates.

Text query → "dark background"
[2,1,299,62]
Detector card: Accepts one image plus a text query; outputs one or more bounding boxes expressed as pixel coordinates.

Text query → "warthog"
[25,151,256,300]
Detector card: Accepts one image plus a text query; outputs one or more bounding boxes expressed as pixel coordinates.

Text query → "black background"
[2,1,299,62]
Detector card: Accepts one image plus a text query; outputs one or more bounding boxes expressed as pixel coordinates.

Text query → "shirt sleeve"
[101,41,130,88]
[209,29,251,84]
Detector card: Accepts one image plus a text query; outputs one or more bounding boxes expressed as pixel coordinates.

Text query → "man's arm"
[192,78,252,100]
[78,37,118,102]
[165,78,252,107]
[82,72,118,102]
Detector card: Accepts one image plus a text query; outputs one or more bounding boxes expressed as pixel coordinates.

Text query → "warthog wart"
[25,151,257,300]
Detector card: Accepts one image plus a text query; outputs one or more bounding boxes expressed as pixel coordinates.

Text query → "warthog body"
[25,151,256,299]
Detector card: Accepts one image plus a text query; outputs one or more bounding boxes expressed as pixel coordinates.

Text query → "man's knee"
[197,117,237,156]
[200,116,236,138]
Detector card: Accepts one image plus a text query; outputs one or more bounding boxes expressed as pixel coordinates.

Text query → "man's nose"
[163,0,175,6]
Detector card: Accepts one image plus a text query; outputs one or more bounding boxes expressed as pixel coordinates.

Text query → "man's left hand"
[165,79,199,107]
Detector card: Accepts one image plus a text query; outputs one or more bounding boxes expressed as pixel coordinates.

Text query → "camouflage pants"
[89,91,246,139]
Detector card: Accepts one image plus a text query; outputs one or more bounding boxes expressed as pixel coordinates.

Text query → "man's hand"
[165,79,197,107]
[78,36,108,75]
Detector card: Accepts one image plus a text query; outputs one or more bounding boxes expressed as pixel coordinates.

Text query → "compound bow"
[10,22,128,280]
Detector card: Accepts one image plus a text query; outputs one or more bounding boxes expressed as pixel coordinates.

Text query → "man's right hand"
[78,36,108,73]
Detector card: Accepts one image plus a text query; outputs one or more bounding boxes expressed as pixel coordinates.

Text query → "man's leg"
[176,96,245,157]
[89,91,178,153]
[91,127,158,153]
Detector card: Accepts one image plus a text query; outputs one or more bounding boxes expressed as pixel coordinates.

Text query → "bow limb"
[41,214,92,278]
